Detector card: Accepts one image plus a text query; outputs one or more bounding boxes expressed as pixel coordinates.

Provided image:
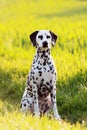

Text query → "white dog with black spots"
[21,30,60,120]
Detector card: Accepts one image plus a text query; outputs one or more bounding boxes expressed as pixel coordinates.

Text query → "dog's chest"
[32,55,56,79]
[30,55,56,97]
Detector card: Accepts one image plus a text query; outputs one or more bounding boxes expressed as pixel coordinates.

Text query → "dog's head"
[30,30,57,49]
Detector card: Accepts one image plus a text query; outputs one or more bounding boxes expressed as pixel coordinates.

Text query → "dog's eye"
[38,35,43,40]
[46,35,50,39]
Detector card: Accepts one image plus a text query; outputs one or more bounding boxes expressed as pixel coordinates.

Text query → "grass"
[0,112,87,130]
[0,0,87,129]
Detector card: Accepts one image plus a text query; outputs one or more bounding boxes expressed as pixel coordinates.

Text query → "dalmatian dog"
[21,30,60,120]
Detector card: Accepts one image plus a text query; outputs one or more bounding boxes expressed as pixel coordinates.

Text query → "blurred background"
[0,0,87,124]
[0,0,87,48]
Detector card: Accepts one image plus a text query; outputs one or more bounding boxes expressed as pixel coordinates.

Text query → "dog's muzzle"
[43,41,48,48]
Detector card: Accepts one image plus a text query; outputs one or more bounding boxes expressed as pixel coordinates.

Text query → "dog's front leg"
[51,86,60,120]
[33,83,40,116]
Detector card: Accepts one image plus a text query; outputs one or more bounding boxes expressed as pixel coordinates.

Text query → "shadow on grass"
[57,69,87,123]
[38,6,87,18]
[0,67,87,123]
[0,67,26,109]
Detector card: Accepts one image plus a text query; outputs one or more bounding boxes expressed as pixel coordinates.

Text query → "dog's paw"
[33,112,40,117]
[54,115,61,120]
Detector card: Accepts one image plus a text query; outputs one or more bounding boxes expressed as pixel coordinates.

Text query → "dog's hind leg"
[20,78,33,113]
[20,87,33,113]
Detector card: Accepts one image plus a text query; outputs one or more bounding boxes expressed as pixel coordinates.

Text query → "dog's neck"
[36,48,51,59]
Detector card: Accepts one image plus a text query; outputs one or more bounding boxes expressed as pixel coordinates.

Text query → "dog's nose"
[43,41,48,48]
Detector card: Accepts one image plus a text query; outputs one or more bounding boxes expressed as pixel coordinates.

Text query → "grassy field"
[0,0,87,129]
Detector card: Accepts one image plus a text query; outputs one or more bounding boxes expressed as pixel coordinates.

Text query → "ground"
[0,0,87,129]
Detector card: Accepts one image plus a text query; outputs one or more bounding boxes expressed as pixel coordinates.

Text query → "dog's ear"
[30,31,38,46]
[50,31,57,46]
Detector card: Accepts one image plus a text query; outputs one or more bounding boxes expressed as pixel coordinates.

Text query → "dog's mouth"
[37,42,51,50]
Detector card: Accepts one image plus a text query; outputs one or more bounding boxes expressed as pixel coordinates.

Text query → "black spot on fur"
[43,67,46,71]
[27,87,32,91]
[51,93,53,98]
[40,63,42,66]
[36,77,38,80]
[43,61,46,66]
[27,101,30,104]
[53,96,56,99]
[46,82,49,85]
[24,104,26,107]
[40,82,43,86]
[41,55,43,58]
[37,66,39,69]
[38,61,40,64]
[35,101,37,104]
[33,81,37,84]
[50,66,52,70]
[42,87,46,92]
[33,61,35,64]
[41,79,44,82]
[34,96,36,100]
[50,86,53,89]
[33,90,36,93]
[55,72,56,75]
[50,80,52,83]
[37,66,42,70]
[32,76,35,80]
[48,62,51,65]
[38,71,42,76]
[30,77,32,81]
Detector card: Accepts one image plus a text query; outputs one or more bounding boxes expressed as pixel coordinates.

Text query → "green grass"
[0,0,87,129]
